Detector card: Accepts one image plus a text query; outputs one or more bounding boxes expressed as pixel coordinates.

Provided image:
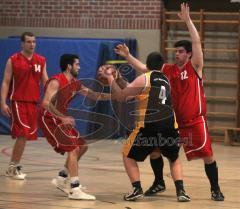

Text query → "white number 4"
[181,70,188,80]
[159,86,166,104]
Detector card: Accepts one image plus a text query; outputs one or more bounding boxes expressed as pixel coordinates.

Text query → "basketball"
[97,66,118,86]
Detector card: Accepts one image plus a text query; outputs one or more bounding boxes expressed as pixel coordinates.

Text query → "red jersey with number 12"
[162,60,206,127]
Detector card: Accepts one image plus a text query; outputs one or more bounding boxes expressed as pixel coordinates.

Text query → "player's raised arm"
[178,3,203,77]
[115,43,148,73]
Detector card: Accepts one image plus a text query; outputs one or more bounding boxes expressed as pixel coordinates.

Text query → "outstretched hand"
[177,3,191,23]
[114,44,130,58]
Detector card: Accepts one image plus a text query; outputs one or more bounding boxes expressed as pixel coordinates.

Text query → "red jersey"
[41,73,82,115]
[10,52,46,103]
[39,73,84,154]
[162,61,206,127]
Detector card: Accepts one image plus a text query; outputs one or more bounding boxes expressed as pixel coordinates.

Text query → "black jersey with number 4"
[136,70,177,132]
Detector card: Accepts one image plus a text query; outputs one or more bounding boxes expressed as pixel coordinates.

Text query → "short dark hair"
[174,40,192,53]
[60,54,79,72]
[20,32,35,42]
[146,52,164,71]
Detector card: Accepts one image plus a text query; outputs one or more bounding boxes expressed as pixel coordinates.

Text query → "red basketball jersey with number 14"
[10,52,45,103]
[162,61,206,127]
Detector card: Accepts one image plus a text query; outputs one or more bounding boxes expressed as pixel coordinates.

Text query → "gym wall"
[0,0,162,62]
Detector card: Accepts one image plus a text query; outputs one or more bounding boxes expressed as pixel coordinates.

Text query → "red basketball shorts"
[179,117,213,161]
[11,101,38,140]
[39,110,86,154]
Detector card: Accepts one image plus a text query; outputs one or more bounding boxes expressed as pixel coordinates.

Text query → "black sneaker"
[124,187,144,201]
[177,190,191,202]
[211,190,224,201]
[144,183,166,196]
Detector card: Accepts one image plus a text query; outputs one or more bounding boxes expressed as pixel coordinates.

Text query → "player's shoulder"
[33,53,46,62]
[161,64,175,79]
[50,73,71,88]
[45,75,61,90]
[149,70,166,79]
[184,60,197,75]
[163,63,174,67]
[162,63,174,72]
[10,52,21,60]
[186,60,194,69]
[132,73,146,87]
[148,70,170,85]
[51,73,63,81]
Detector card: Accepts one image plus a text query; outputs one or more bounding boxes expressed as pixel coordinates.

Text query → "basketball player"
[39,54,114,200]
[1,32,48,180]
[114,3,224,201]
[99,52,190,202]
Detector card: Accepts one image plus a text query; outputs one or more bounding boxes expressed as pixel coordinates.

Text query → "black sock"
[174,180,184,192]
[205,161,220,191]
[71,181,80,188]
[58,170,68,178]
[132,181,141,189]
[150,156,165,185]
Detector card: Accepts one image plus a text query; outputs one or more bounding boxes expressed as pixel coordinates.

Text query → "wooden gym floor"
[0,135,239,209]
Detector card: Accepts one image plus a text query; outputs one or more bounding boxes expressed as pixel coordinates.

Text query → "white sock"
[9,162,16,166]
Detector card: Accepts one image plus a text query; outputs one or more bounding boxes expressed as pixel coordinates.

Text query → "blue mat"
[0,37,137,138]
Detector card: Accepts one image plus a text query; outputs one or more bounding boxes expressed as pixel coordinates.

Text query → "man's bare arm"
[107,73,145,102]
[178,3,203,77]
[42,79,75,125]
[115,44,148,73]
[0,58,12,117]
[79,85,114,101]
[114,69,129,89]
[42,79,62,116]
[41,63,48,86]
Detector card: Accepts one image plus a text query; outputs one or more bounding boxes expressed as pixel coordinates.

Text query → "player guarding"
[114,3,224,201]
